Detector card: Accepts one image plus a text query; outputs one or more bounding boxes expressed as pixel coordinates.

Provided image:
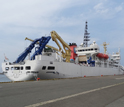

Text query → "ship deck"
[0,75,124,107]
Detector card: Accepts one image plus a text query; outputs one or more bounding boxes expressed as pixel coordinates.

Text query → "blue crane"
[15,36,51,63]
[31,36,51,60]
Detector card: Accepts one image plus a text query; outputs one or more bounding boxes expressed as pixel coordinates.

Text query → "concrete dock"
[0,75,124,107]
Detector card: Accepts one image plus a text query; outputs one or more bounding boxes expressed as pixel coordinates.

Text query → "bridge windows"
[78,48,98,52]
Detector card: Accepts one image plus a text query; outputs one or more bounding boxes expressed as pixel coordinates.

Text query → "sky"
[0,0,124,72]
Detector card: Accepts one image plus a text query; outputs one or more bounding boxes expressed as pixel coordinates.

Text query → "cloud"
[94,3,108,14]
[115,6,123,12]
[0,0,89,28]
[93,1,123,19]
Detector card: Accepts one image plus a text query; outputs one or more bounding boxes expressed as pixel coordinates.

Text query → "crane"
[30,36,51,60]
[15,36,51,63]
[50,31,71,62]
[25,37,59,52]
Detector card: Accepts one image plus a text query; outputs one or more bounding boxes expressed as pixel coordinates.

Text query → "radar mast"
[83,21,90,47]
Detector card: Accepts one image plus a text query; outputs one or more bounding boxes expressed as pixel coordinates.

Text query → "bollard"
[37,78,40,81]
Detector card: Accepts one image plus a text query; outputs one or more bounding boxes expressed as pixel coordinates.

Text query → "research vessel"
[2,22,124,81]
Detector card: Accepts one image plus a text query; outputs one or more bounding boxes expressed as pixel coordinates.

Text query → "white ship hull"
[2,55,124,81]
[37,61,123,79]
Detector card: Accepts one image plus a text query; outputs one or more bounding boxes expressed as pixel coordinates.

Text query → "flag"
[4,54,9,61]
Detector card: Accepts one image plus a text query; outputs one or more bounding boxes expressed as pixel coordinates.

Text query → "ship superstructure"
[2,22,124,81]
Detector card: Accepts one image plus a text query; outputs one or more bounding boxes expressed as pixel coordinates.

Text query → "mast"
[102,42,109,54]
[83,21,90,47]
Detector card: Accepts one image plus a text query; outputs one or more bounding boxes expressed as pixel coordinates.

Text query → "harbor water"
[0,74,11,82]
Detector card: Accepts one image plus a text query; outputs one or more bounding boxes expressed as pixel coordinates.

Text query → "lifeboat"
[96,53,109,59]
[96,53,104,58]
[103,54,109,59]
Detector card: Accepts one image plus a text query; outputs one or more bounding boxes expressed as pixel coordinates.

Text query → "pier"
[0,75,124,107]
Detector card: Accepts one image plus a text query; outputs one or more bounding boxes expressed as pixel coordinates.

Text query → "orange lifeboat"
[96,53,109,59]
[96,53,104,58]
[103,54,109,59]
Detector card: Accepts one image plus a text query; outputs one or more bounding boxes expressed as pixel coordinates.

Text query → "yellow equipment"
[102,42,109,54]
[25,37,59,52]
[51,31,71,62]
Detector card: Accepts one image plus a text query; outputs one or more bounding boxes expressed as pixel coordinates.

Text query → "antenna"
[119,47,120,54]
[83,21,90,47]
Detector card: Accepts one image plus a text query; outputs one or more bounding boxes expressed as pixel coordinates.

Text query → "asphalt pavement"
[0,75,124,107]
